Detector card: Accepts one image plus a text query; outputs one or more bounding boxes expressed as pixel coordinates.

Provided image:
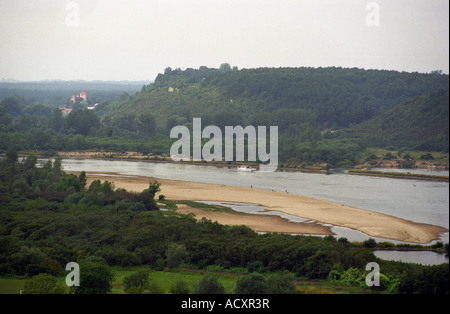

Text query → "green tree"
[48,107,65,132]
[53,156,64,177]
[194,274,225,294]
[267,271,297,294]
[137,113,156,137]
[5,147,18,164]
[234,273,269,294]
[66,109,101,136]
[144,179,161,198]
[23,273,66,294]
[71,262,114,294]
[166,243,187,269]
[363,238,377,248]
[123,269,150,294]
[170,280,190,294]
[0,97,22,117]
[79,171,87,191]
[138,180,160,210]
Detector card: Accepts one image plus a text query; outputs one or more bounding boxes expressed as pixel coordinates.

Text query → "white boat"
[237,165,256,172]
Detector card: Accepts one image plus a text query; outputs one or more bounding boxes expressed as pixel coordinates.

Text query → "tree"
[123,269,150,294]
[5,148,18,164]
[234,273,269,294]
[71,262,114,294]
[166,243,187,269]
[145,179,161,198]
[79,171,87,191]
[194,274,225,294]
[266,271,297,294]
[53,156,64,177]
[170,280,190,294]
[66,109,100,135]
[219,63,232,73]
[137,113,156,137]
[363,238,377,248]
[23,273,66,294]
[138,180,160,210]
[48,107,65,132]
[0,97,22,117]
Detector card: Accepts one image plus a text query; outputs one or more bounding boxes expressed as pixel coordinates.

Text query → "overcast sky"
[0,0,448,81]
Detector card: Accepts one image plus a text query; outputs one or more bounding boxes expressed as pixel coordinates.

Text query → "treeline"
[0,150,448,294]
[0,95,173,153]
[0,80,147,107]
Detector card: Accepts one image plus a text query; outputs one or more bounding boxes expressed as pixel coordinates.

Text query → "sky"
[0,0,448,81]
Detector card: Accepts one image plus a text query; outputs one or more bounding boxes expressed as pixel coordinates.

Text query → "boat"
[237,165,256,172]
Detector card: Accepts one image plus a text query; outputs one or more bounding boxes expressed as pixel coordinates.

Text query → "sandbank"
[75,171,448,244]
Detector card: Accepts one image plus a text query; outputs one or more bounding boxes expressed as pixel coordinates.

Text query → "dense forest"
[0,66,448,167]
[0,151,448,294]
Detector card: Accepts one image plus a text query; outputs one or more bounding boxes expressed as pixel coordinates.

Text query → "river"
[53,158,449,264]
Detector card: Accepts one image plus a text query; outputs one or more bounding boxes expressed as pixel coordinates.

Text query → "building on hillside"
[71,91,87,103]
[59,106,72,116]
[79,91,87,102]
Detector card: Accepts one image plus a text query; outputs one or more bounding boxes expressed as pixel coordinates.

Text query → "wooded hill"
[102,66,449,155]
[1,66,448,166]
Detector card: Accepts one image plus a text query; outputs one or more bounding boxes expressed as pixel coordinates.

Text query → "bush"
[71,262,114,294]
[123,269,150,294]
[166,243,187,269]
[266,271,297,294]
[23,273,66,294]
[363,238,377,248]
[170,280,190,294]
[194,274,225,294]
[234,273,269,294]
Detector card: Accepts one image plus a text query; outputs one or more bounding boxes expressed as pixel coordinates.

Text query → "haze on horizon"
[0,0,448,82]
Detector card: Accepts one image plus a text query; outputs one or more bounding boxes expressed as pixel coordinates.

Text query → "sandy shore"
[75,171,448,244]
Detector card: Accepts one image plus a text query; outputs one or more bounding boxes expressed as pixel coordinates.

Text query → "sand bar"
[76,171,448,244]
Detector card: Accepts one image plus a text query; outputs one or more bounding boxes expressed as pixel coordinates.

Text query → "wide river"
[55,158,449,264]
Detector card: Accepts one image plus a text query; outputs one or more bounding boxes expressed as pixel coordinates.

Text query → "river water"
[55,158,449,264]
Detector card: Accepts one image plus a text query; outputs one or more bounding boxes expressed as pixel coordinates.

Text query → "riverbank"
[53,151,450,177]
[348,169,449,182]
[56,151,329,173]
[72,171,448,244]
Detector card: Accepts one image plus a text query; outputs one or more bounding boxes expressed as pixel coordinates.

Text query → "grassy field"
[0,267,376,294]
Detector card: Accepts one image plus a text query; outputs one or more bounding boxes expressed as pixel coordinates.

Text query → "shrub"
[266,271,297,294]
[194,274,225,294]
[166,243,187,269]
[23,273,66,294]
[170,280,190,294]
[235,273,269,294]
[71,262,114,294]
[123,269,150,294]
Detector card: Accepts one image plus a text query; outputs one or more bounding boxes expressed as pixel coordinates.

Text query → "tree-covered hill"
[102,66,449,132]
[351,89,449,152]
[1,66,448,166]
